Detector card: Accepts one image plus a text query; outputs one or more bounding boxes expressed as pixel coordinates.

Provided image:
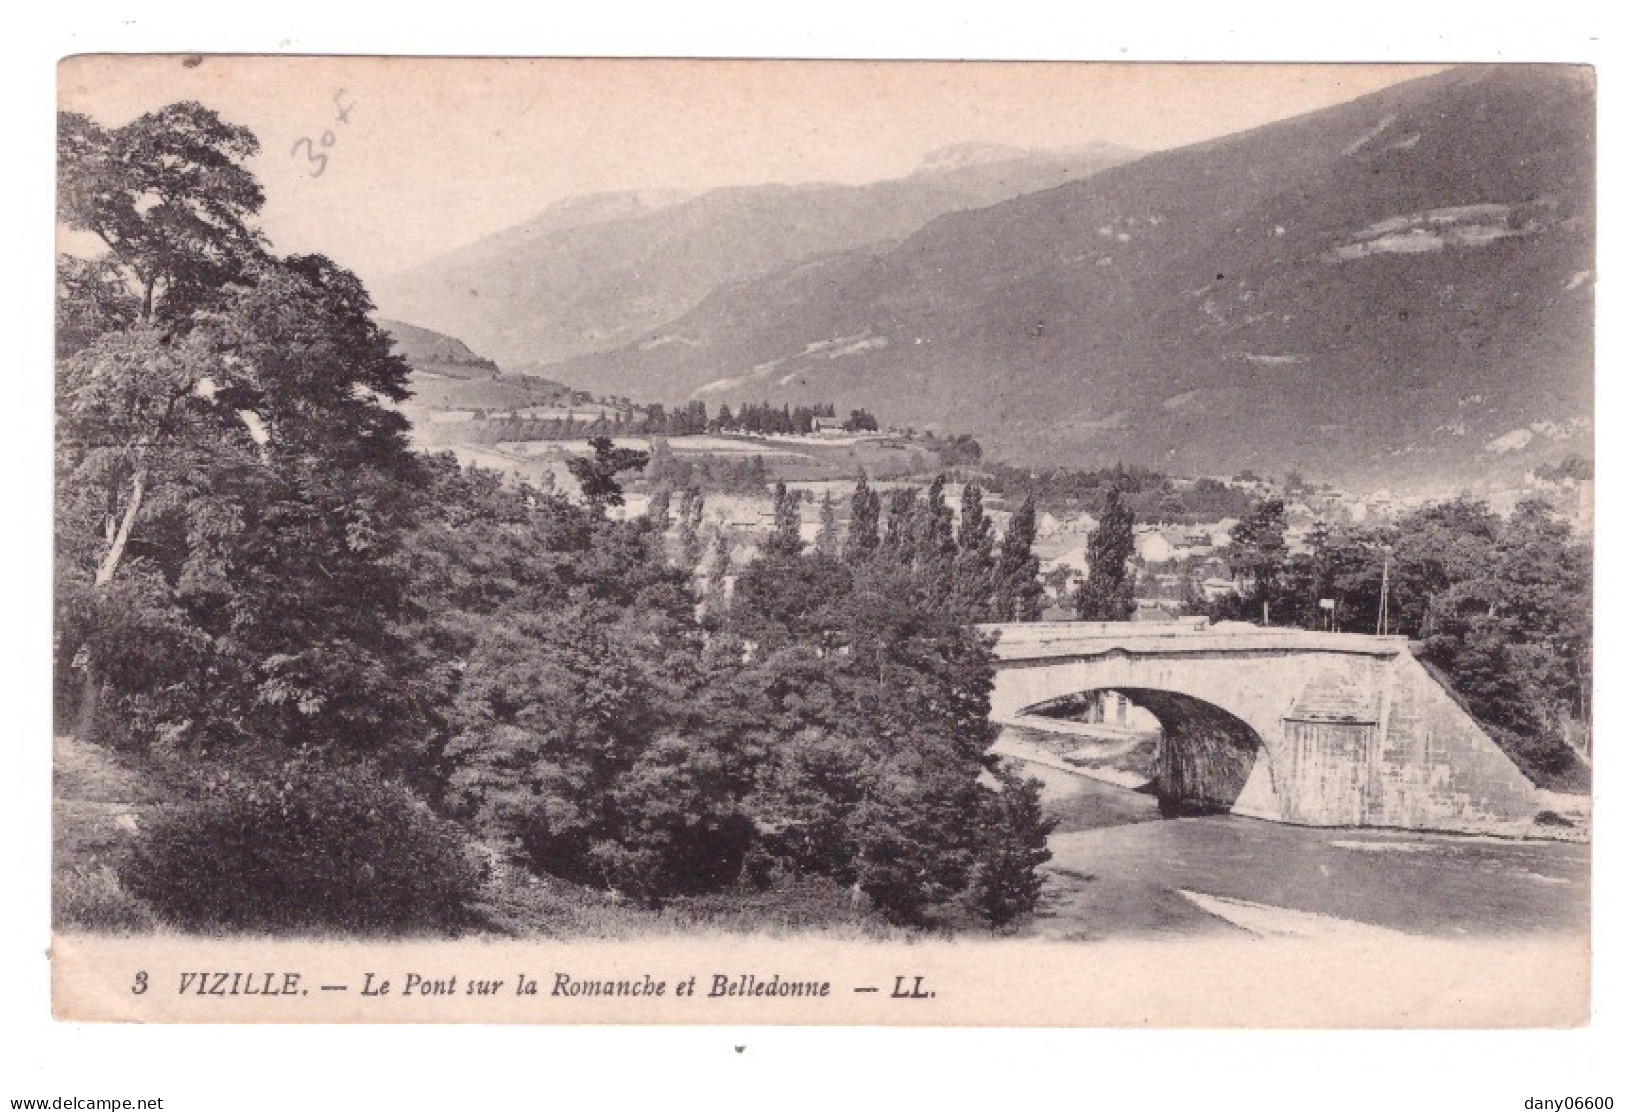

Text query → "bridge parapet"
[979,619,1411,662]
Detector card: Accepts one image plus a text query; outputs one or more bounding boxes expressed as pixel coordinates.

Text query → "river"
[1004,749,1590,942]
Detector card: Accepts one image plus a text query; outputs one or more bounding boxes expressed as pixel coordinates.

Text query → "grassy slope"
[52,734,165,932]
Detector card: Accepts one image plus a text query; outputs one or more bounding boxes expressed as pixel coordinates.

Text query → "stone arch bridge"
[980,620,1542,834]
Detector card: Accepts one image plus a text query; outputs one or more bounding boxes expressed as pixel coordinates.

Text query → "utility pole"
[1377,544,1393,636]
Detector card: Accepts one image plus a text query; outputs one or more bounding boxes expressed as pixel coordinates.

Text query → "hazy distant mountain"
[548,66,1593,488]
[370,144,1140,369]
[377,318,499,377]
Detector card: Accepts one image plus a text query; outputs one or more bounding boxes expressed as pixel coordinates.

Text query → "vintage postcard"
[52,55,1593,1026]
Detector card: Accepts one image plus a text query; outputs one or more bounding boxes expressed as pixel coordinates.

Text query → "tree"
[57,325,245,740]
[1228,497,1289,619]
[763,481,804,558]
[814,491,840,557]
[1074,483,1136,620]
[1180,570,1210,616]
[58,102,267,322]
[406,460,745,895]
[729,550,1016,924]
[951,480,998,621]
[992,496,1044,621]
[967,763,1055,929]
[883,487,918,561]
[911,474,959,599]
[646,487,672,535]
[675,487,707,572]
[445,595,703,888]
[704,526,735,607]
[845,474,881,562]
[566,436,649,511]
[748,456,770,491]
[56,254,422,757]
[1376,497,1499,636]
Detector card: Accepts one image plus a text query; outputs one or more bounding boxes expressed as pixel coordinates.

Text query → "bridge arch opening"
[1021,687,1268,816]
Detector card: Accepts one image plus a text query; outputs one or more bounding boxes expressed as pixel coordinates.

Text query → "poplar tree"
[814,491,840,557]
[1074,483,1137,621]
[845,474,881,563]
[676,487,706,571]
[992,495,1044,621]
[914,474,958,596]
[884,487,918,561]
[952,481,998,621]
[763,481,804,558]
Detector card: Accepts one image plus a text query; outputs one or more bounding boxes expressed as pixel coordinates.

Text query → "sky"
[58,57,1443,290]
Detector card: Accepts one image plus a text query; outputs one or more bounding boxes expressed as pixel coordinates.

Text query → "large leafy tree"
[57,255,424,760]
[56,103,425,765]
[55,323,253,739]
[58,101,267,323]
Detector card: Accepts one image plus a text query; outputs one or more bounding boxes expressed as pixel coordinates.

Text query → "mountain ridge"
[370,143,1141,370]
[543,65,1593,488]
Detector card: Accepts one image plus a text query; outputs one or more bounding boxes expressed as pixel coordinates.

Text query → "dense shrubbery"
[718,481,1054,925]
[644,437,770,494]
[122,754,486,935]
[399,467,1057,925]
